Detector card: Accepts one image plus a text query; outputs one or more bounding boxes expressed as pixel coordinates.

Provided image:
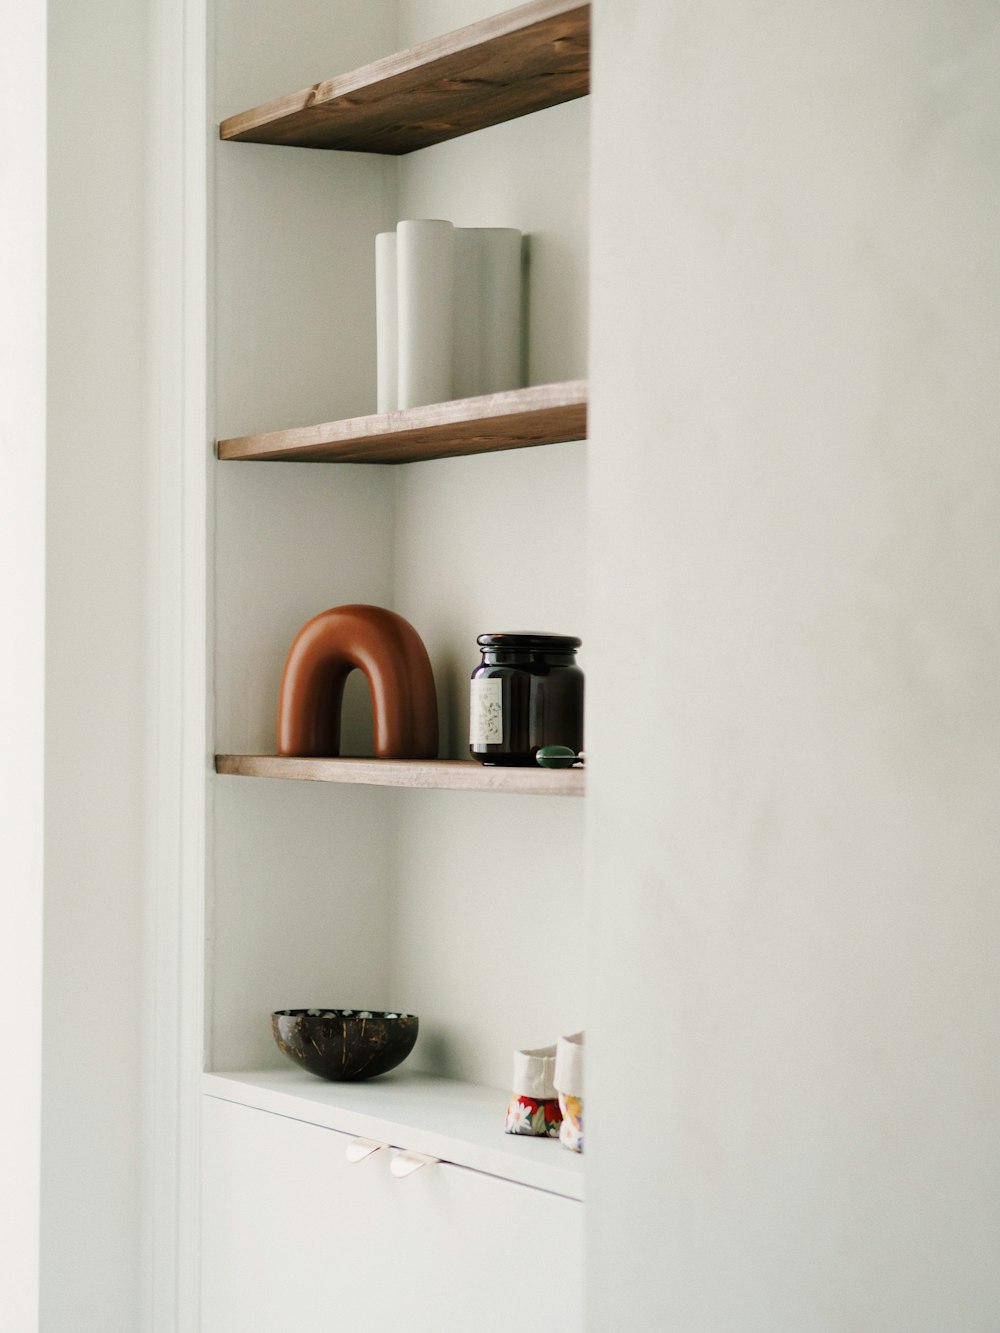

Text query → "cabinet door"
[201,1096,583,1332]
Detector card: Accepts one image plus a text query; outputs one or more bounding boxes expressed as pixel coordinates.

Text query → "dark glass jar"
[469,632,583,766]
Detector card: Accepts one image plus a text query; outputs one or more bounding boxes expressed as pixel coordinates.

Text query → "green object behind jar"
[536,744,581,768]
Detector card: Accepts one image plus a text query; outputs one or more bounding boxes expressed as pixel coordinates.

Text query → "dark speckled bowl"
[272,1008,419,1082]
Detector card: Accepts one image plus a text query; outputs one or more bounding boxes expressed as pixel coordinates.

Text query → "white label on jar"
[470,678,503,745]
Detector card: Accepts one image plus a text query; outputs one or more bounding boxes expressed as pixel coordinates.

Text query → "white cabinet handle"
[389,1150,439,1178]
[345,1137,385,1163]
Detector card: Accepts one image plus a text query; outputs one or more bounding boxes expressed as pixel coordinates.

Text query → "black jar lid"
[477,631,581,650]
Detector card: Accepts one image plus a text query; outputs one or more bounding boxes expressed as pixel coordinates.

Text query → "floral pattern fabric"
[558,1093,583,1153]
[504,1093,563,1137]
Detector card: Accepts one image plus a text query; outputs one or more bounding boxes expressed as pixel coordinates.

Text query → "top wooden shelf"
[218,0,590,154]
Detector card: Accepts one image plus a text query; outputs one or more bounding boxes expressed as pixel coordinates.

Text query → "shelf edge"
[217,380,588,464]
[215,755,585,796]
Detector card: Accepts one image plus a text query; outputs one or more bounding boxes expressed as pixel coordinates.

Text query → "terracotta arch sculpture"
[277,604,438,760]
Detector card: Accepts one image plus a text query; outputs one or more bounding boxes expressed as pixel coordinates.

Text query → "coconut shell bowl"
[272,1008,419,1082]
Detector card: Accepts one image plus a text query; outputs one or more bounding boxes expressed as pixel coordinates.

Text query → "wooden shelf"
[219,0,589,155]
[203,1068,585,1200]
[215,754,585,796]
[217,380,587,464]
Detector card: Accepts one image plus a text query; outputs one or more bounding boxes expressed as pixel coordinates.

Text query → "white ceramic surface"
[397,218,454,409]
[375,230,398,413]
[453,226,523,398]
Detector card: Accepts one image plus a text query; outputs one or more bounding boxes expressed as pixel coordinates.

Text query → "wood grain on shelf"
[215,754,585,796]
[219,0,589,154]
[217,381,587,464]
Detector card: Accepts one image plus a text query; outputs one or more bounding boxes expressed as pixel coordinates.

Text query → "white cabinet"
[201,1096,583,1332]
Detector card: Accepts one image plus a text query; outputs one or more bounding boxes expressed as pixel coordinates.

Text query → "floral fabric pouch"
[554,1031,584,1153]
[504,1045,563,1137]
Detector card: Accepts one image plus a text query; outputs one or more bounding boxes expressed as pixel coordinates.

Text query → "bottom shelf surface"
[202,1066,584,1202]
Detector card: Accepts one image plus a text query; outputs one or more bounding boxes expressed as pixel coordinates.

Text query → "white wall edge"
[143,0,209,1327]
[0,4,46,1327]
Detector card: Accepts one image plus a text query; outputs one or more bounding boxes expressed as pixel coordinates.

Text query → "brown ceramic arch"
[277,604,438,760]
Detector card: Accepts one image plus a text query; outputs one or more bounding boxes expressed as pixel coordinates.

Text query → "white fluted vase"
[374,230,398,413]
[453,227,523,399]
[396,219,454,409]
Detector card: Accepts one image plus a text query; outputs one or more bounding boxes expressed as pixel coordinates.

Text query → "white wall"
[29,0,1000,1326]
[208,0,401,1072]
[0,5,47,1329]
[41,0,154,1327]
[586,2,1000,1328]
[387,0,590,1090]
[12,0,201,1325]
